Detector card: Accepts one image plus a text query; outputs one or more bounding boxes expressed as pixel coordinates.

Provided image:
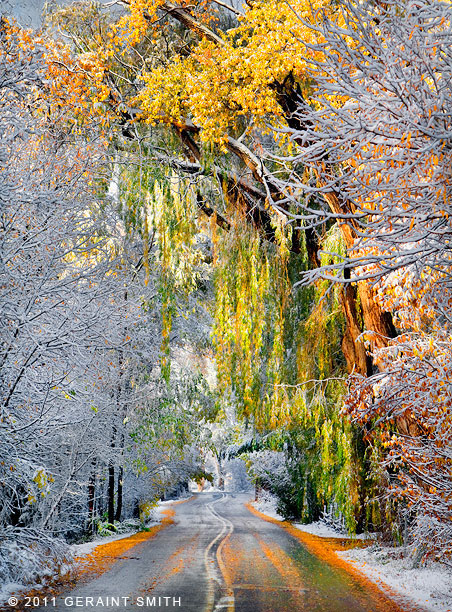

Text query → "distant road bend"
[39,493,420,612]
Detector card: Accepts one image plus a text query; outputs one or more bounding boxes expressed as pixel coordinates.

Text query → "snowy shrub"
[246,448,327,521]
[409,516,452,565]
[246,450,289,485]
[245,450,301,518]
[253,490,282,518]
[138,499,159,524]
[96,521,118,536]
[320,504,347,534]
[0,528,71,593]
[114,518,142,533]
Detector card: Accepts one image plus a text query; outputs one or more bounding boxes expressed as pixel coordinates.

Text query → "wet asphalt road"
[35,493,416,612]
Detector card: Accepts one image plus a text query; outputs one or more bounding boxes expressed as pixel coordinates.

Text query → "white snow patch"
[337,545,452,612]
[251,491,284,521]
[293,521,348,538]
[156,495,192,510]
[293,521,371,540]
[251,494,357,537]
[70,529,154,558]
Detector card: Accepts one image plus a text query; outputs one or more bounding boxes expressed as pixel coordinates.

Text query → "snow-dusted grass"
[293,520,373,540]
[252,496,452,612]
[251,492,350,538]
[338,545,452,612]
[294,521,348,538]
[251,493,367,538]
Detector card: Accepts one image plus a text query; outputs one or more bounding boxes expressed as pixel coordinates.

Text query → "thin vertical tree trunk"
[107,463,115,525]
[107,427,116,525]
[115,465,123,522]
[88,458,97,534]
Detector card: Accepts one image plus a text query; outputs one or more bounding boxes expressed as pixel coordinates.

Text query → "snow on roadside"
[70,497,192,559]
[293,521,348,538]
[0,583,28,607]
[293,521,372,540]
[0,526,155,604]
[252,491,284,521]
[251,493,357,538]
[337,546,452,612]
[156,495,192,508]
[70,526,157,558]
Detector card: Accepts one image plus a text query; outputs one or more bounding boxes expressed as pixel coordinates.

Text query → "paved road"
[39,493,415,612]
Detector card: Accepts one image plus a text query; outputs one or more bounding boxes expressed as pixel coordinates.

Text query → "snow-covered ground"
[252,493,452,612]
[338,546,452,612]
[0,529,145,605]
[252,491,372,539]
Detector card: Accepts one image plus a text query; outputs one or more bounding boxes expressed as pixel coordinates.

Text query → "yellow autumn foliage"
[131,0,332,142]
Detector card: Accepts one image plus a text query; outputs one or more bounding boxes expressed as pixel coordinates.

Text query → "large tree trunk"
[339,282,372,376]
[272,77,428,441]
[358,283,397,355]
[274,74,397,360]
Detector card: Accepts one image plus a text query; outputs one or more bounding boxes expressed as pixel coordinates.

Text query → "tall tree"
[275,0,452,558]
